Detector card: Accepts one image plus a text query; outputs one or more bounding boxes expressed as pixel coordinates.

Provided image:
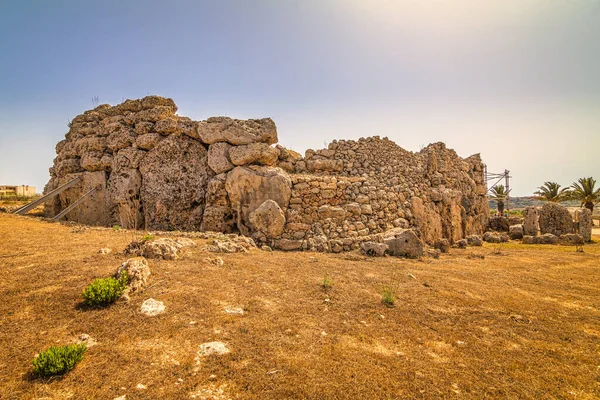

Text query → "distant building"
[0,185,37,197]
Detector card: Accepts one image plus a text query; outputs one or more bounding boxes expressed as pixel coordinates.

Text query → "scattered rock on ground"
[115,257,150,292]
[140,298,165,316]
[360,241,388,257]
[206,257,225,266]
[206,236,256,253]
[99,248,112,254]
[434,238,450,253]
[483,231,510,243]
[558,233,585,246]
[466,235,483,246]
[509,224,524,240]
[75,333,97,348]
[456,239,468,249]
[383,229,424,258]
[522,233,559,245]
[197,342,230,357]
[224,306,244,315]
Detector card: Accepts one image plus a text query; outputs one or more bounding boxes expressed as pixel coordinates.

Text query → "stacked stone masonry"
[45,96,489,252]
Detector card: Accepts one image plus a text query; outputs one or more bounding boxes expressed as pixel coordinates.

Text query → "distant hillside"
[489,197,580,210]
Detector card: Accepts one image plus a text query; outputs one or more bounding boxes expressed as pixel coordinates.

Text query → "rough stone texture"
[196,117,278,145]
[46,97,489,252]
[434,238,450,253]
[225,166,291,236]
[523,234,559,245]
[487,216,510,232]
[140,298,165,316]
[539,203,573,237]
[509,224,524,240]
[229,143,279,166]
[196,342,230,357]
[456,239,468,249]
[383,229,424,258]
[360,241,388,257]
[576,208,592,242]
[138,238,194,260]
[115,257,150,293]
[558,233,585,246]
[523,207,539,236]
[140,135,209,231]
[483,231,510,243]
[466,235,483,246]
[206,236,256,253]
[248,200,286,239]
[207,142,234,174]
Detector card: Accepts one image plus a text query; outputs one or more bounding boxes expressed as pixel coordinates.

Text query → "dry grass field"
[1,213,599,399]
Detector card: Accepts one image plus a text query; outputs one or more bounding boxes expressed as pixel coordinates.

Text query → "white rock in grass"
[140,298,165,316]
[224,306,244,315]
[136,383,147,390]
[197,341,230,357]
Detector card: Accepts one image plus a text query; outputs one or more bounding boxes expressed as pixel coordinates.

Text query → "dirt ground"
[0,213,599,399]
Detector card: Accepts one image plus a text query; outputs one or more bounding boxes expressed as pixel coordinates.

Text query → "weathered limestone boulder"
[135,133,162,150]
[207,142,234,174]
[140,298,165,317]
[201,174,234,233]
[539,203,573,236]
[434,238,450,253]
[360,241,388,257]
[487,216,510,232]
[206,236,256,253]
[248,200,286,238]
[522,233,559,245]
[509,224,524,240]
[52,171,110,226]
[225,166,291,234]
[274,238,304,251]
[483,231,510,243]
[466,235,483,246]
[522,207,539,236]
[196,117,278,145]
[139,238,193,260]
[456,239,468,249]
[558,233,585,246]
[576,208,592,242]
[140,135,209,231]
[383,229,424,258]
[229,143,279,166]
[115,257,150,293]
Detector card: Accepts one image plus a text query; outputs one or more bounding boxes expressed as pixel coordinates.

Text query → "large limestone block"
[115,257,150,293]
[248,200,286,238]
[140,135,210,231]
[509,224,524,240]
[202,174,234,232]
[522,206,539,236]
[576,208,592,242]
[136,133,162,150]
[196,117,278,145]
[229,143,279,166]
[207,142,234,174]
[56,171,110,226]
[225,166,291,234]
[539,203,573,236]
[383,229,424,258]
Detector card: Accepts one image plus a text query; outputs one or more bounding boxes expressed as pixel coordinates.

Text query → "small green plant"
[142,233,154,242]
[82,272,128,307]
[381,286,396,307]
[321,274,333,290]
[32,343,86,377]
[112,224,121,231]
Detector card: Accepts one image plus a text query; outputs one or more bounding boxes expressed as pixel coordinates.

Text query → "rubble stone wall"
[45,96,489,251]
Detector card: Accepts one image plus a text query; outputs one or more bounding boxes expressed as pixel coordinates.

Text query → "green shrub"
[142,233,154,241]
[112,224,121,231]
[32,343,86,377]
[321,274,333,290]
[381,286,396,307]
[82,272,128,307]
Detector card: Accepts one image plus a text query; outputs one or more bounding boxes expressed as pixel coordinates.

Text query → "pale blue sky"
[1,0,598,195]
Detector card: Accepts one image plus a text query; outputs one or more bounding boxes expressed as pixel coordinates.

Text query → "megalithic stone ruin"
[45,96,490,251]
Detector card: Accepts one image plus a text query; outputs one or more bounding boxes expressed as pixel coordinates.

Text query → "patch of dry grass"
[1,213,599,399]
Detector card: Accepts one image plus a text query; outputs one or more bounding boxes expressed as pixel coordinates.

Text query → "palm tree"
[489,184,510,215]
[534,181,570,202]
[570,177,600,213]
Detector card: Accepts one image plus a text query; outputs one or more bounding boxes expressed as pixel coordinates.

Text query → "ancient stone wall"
[45,96,489,251]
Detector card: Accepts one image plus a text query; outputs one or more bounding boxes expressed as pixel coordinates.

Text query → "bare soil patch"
[1,214,599,399]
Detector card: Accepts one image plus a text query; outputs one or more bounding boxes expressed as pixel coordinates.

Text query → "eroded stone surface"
[140,298,165,316]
